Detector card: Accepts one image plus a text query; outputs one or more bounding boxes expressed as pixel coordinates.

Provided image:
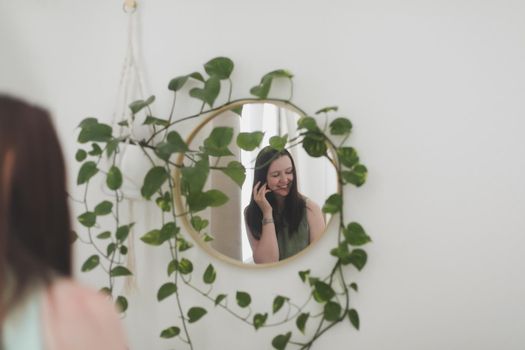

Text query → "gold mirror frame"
[173,98,341,268]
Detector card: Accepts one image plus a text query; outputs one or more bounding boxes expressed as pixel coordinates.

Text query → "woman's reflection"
[244,146,325,263]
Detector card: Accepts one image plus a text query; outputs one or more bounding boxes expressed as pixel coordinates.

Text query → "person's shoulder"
[303,196,321,213]
[46,279,114,315]
[43,278,127,349]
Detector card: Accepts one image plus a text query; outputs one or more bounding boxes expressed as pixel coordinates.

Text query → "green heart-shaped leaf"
[168,75,189,92]
[106,165,123,190]
[329,117,352,135]
[220,161,246,187]
[155,192,172,212]
[297,116,319,132]
[315,106,338,114]
[177,258,193,274]
[272,295,288,314]
[160,222,178,242]
[230,106,243,116]
[191,216,209,231]
[344,222,371,246]
[250,77,271,99]
[203,127,234,156]
[187,307,207,323]
[116,224,132,242]
[302,134,326,157]
[215,294,227,306]
[330,242,351,263]
[119,246,128,255]
[78,117,98,128]
[144,116,169,127]
[337,147,359,168]
[253,313,268,330]
[88,143,102,156]
[115,296,128,312]
[110,266,132,277]
[313,281,335,302]
[129,95,155,114]
[157,282,177,301]
[78,122,112,143]
[348,309,360,330]
[175,237,191,251]
[141,229,162,246]
[94,201,113,216]
[181,158,210,194]
[296,312,309,334]
[106,138,120,158]
[271,332,291,350]
[203,264,217,284]
[342,164,367,187]
[96,231,111,239]
[77,161,98,185]
[348,249,367,271]
[187,189,229,212]
[167,258,194,275]
[263,69,294,80]
[323,301,342,321]
[322,194,342,214]
[167,131,188,150]
[236,291,251,308]
[141,166,169,199]
[75,149,87,162]
[189,71,205,82]
[77,212,96,227]
[237,131,264,151]
[298,269,310,283]
[81,255,100,272]
[204,57,234,79]
[251,70,292,99]
[106,242,116,257]
[160,326,180,339]
[269,134,287,151]
[189,76,220,107]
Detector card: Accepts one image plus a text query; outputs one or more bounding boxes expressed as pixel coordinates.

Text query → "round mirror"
[174,100,338,267]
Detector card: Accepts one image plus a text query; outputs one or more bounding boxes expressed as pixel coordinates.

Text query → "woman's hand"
[253,181,272,215]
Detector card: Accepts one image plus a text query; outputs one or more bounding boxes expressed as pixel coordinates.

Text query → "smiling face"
[266,155,294,197]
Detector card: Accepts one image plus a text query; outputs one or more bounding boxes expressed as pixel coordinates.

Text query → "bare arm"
[245,214,279,264]
[245,182,280,263]
[306,199,325,243]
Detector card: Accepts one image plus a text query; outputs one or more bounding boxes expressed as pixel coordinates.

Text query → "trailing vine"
[74,56,370,349]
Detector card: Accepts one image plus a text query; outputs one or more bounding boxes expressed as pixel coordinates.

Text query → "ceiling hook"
[123,0,137,13]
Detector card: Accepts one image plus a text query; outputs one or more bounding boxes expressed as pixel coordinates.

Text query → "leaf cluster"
[74,56,371,350]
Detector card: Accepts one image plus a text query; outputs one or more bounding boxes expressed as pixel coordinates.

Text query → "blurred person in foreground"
[0,95,127,349]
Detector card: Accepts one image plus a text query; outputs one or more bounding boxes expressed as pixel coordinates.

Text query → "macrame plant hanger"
[108,0,150,293]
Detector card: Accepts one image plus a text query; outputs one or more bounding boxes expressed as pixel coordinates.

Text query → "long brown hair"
[0,95,72,324]
[245,146,305,240]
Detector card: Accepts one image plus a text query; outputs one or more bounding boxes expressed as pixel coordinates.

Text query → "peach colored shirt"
[41,279,127,350]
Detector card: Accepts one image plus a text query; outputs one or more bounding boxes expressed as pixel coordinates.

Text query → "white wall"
[1,0,524,349]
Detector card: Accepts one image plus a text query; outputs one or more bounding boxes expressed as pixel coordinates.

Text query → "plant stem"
[228,78,233,102]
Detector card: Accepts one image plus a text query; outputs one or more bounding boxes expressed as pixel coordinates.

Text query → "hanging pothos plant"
[74,56,370,350]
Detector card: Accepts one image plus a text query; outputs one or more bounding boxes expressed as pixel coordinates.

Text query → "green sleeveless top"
[276,204,310,260]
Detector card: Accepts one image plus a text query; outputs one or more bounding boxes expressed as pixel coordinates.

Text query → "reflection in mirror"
[182,102,337,265]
